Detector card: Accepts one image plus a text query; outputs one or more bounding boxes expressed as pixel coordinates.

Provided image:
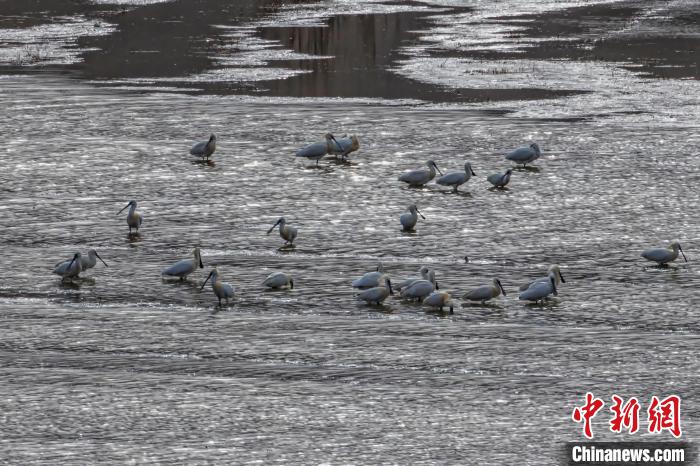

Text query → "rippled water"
[1,0,699,464]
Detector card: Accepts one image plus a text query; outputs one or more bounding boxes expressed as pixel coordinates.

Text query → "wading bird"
[519,272,558,303]
[117,200,143,234]
[463,278,507,304]
[400,270,438,301]
[263,272,294,289]
[641,240,688,266]
[352,263,386,289]
[190,134,217,160]
[487,168,512,188]
[267,217,297,246]
[505,143,541,167]
[296,133,341,166]
[55,249,107,273]
[519,265,565,291]
[201,267,234,306]
[356,276,393,305]
[400,204,425,231]
[423,291,454,313]
[395,266,431,291]
[162,247,204,280]
[329,135,360,161]
[53,252,82,280]
[398,160,442,187]
[437,162,476,192]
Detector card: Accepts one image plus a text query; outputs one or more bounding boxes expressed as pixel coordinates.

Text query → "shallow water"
[1,0,699,464]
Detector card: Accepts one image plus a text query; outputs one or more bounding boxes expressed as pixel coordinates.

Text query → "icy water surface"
[1,0,699,464]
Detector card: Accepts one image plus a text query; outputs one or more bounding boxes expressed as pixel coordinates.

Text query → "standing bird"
[519,265,565,291]
[400,270,439,301]
[263,272,294,289]
[395,266,431,291]
[437,162,477,192]
[352,263,386,289]
[201,267,235,306]
[296,133,341,166]
[487,169,513,188]
[423,291,454,313]
[505,142,541,167]
[329,135,360,161]
[190,134,217,160]
[162,247,204,280]
[356,276,393,305]
[519,272,558,303]
[267,217,298,245]
[400,204,425,231]
[117,200,143,234]
[641,240,688,266]
[463,278,507,304]
[398,160,443,187]
[53,252,82,280]
[55,249,107,273]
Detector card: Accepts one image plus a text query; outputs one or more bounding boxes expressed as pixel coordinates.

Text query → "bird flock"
[52,133,689,310]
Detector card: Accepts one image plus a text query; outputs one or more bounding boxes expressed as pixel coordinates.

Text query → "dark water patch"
[437,0,699,80]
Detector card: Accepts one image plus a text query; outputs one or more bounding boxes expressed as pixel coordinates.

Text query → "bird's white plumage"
[641,241,687,265]
[398,160,442,187]
[263,272,294,289]
[436,162,475,191]
[487,169,512,188]
[505,143,541,165]
[162,247,203,278]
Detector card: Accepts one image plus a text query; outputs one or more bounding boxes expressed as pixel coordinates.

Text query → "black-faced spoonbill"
[487,168,512,188]
[117,200,143,234]
[357,276,393,305]
[53,252,82,280]
[263,272,294,289]
[641,240,687,265]
[267,217,297,245]
[400,204,425,231]
[519,272,558,303]
[505,143,541,167]
[162,247,204,280]
[423,291,454,313]
[352,263,386,289]
[201,267,234,306]
[437,162,476,192]
[296,133,341,166]
[190,134,216,160]
[398,160,442,187]
[463,278,506,304]
[519,265,565,291]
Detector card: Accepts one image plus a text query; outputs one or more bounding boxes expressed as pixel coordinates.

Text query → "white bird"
[436,162,476,192]
[296,133,341,166]
[463,278,506,304]
[423,291,454,313]
[53,252,82,280]
[329,135,360,160]
[81,249,108,270]
[201,267,234,306]
[487,168,512,188]
[267,217,297,245]
[505,143,541,167]
[641,240,688,265]
[519,272,558,303]
[190,134,217,160]
[519,265,565,291]
[263,272,294,289]
[395,266,431,291]
[398,160,443,187]
[400,204,425,231]
[400,270,438,301]
[117,200,143,234]
[352,263,385,289]
[162,247,204,280]
[356,276,393,305]
[55,249,108,273]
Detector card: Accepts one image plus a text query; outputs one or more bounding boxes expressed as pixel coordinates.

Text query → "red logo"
[572,393,682,439]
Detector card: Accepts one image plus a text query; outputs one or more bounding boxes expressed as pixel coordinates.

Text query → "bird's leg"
[218,297,222,306]
[180,276,185,281]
